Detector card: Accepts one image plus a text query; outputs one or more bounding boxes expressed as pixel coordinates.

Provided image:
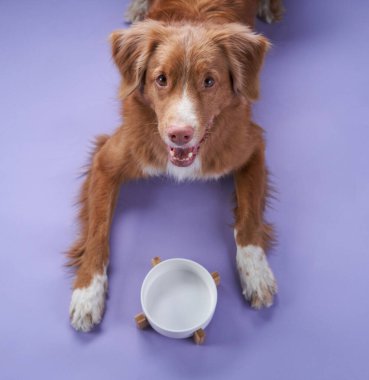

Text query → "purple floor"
[1,0,368,379]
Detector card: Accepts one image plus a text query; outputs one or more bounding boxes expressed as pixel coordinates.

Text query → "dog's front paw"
[69,272,108,332]
[236,245,277,309]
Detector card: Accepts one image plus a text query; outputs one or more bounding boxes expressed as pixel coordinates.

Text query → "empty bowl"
[140,258,218,339]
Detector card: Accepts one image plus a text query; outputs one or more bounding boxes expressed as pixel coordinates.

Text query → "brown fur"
[126,0,284,25]
[147,0,260,27]
[68,0,280,328]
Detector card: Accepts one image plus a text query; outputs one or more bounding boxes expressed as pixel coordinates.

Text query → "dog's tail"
[257,0,284,24]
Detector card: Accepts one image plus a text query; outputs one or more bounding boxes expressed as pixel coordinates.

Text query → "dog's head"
[111,20,269,167]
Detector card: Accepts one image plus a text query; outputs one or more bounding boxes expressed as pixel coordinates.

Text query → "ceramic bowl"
[140,258,218,339]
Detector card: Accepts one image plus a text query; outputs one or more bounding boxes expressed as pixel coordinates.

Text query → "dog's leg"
[125,0,149,22]
[68,135,123,332]
[233,141,277,309]
[257,0,284,24]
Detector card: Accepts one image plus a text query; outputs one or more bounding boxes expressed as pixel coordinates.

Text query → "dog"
[68,0,284,332]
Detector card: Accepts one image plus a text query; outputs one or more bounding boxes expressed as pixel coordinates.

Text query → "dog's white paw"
[236,245,277,309]
[69,271,108,332]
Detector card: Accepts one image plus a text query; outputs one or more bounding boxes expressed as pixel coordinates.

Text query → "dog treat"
[193,329,206,345]
[211,271,220,286]
[135,313,149,329]
[151,256,161,267]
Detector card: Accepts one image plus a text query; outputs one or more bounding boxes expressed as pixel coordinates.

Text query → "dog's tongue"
[173,147,193,159]
[169,146,197,167]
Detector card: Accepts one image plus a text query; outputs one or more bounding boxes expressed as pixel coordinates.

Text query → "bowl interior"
[141,259,217,333]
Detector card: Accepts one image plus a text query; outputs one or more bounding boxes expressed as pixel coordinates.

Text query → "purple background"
[1,0,368,379]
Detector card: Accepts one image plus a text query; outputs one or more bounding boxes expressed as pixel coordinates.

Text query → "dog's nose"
[167,125,194,146]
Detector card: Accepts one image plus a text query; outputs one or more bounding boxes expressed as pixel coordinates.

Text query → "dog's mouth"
[167,144,201,167]
[166,123,212,167]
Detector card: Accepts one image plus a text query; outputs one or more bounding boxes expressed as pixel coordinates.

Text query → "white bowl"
[140,258,218,339]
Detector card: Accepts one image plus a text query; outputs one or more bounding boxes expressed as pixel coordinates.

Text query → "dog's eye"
[156,74,167,87]
[204,77,215,88]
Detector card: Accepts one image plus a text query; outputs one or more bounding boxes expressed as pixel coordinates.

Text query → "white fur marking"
[142,165,164,177]
[166,157,202,182]
[69,268,107,332]
[235,235,276,308]
[174,90,198,128]
[142,159,227,181]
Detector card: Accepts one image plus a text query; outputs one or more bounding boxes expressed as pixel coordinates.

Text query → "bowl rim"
[140,258,218,334]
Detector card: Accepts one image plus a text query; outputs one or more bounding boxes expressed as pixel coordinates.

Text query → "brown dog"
[68,0,283,332]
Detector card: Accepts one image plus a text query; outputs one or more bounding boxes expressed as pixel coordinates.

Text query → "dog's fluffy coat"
[68,0,283,332]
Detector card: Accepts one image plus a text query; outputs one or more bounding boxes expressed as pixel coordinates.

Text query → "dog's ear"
[110,20,166,98]
[213,24,270,101]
